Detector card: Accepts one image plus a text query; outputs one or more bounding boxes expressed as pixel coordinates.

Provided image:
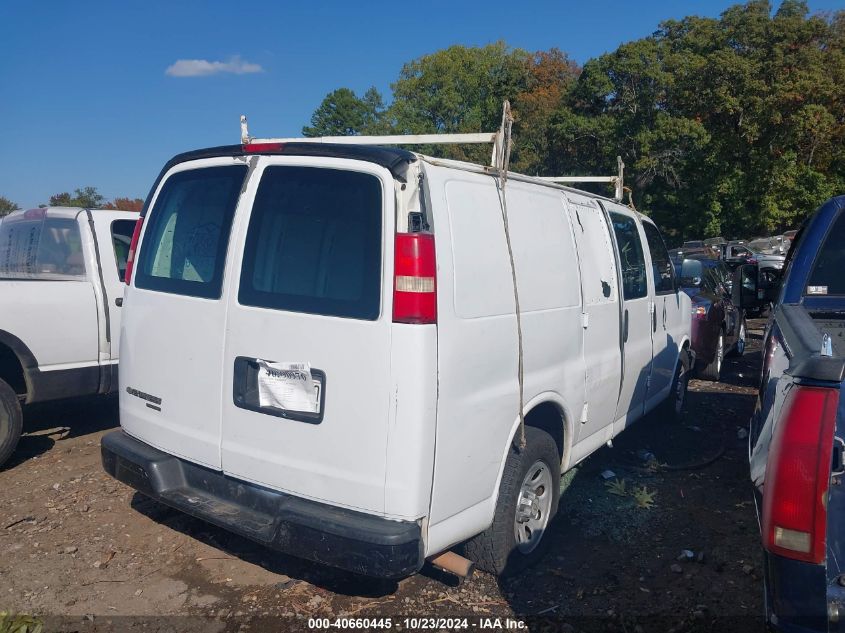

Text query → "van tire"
[0,378,23,469]
[464,426,560,577]
[661,351,689,422]
[699,331,724,382]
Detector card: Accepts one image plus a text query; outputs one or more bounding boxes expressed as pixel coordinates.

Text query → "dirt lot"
[0,323,767,633]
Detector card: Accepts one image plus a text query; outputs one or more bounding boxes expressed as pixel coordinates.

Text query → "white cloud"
[165,55,264,77]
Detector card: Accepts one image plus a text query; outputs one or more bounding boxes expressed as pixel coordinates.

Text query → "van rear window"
[134,166,247,298]
[238,166,382,320]
[807,210,845,296]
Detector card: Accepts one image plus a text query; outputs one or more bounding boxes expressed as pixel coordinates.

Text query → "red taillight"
[748,257,758,264]
[124,217,144,286]
[762,385,840,563]
[243,142,285,153]
[393,233,436,324]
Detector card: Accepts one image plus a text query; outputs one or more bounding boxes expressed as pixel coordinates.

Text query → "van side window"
[238,166,382,320]
[642,222,675,295]
[111,219,135,282]
[0,215,87,280]
[609,212,648,300]
[134,166,247,299]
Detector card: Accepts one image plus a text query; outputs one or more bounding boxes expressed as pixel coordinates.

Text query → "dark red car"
[672,255,747,381]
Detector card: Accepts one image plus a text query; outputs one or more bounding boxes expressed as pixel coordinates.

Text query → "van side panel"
[426,165,585,546]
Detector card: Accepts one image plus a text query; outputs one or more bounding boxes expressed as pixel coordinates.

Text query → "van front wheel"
[0,379,23,469]
[464,426,560,576]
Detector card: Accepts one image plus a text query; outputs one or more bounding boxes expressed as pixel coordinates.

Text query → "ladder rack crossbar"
[538,176,619,183]
[246,133,498,146]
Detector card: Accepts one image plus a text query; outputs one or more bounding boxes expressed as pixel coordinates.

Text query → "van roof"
[147,143,644,221]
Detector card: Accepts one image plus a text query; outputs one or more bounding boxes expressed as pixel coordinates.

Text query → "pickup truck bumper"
[101,430,424,578]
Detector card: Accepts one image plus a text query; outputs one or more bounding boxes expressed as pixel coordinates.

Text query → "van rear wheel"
[464,426,560,576]
[0,379,23,469]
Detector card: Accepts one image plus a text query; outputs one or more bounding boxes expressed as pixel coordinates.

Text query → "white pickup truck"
[0,206,137,467]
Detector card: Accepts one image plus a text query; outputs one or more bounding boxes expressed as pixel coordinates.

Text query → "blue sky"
[0,0,841,208]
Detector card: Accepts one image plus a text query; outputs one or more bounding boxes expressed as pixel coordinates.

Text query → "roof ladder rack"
[538,155,625,202]
[240,103,625,200]
[240,115,507,166]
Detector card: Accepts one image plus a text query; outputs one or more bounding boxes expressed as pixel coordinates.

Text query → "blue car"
[749,195,845,632]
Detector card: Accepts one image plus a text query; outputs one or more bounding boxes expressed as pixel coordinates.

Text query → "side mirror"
[759,268,783,304]
[733,264,759,309]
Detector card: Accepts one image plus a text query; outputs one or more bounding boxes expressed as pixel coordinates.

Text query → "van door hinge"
[581,312,589,329]
[580,403,589,424]
[646,374,652,390]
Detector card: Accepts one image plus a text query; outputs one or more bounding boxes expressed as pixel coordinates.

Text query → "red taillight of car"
[692,305,708,320]
[393,233,436,324]
[243,142,285,153]
[124,217,144,286]
[762,385,840,564]
[748,257,758,264]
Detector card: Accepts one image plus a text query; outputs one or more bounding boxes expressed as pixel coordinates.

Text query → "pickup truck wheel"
[699,331,724,382]
[730,319,747,357]
[661,351,690,422]
[463,426,560,577]
[0,379,23,469]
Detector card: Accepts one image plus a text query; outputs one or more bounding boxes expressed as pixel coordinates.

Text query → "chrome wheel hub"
[514,461,553,554]
[716,335,724,372]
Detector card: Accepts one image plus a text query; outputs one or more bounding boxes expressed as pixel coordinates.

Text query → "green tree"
[49,186,106,209]
[302,87,386,136]
[548,0,845,239]
[0,196,19,217]
[389,42,533,163]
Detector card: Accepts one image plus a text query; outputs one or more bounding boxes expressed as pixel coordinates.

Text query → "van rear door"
[219,158,394,515]
[120,160,247,469]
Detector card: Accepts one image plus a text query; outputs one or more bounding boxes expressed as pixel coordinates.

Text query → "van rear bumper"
[101,430,424,579]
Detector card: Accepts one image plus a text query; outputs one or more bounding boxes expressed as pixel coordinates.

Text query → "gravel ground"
[0,322,768,633]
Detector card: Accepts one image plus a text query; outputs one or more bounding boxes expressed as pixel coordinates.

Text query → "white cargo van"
[102,123,692,578]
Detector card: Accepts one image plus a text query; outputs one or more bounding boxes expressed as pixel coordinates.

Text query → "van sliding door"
[565,195,622,448]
